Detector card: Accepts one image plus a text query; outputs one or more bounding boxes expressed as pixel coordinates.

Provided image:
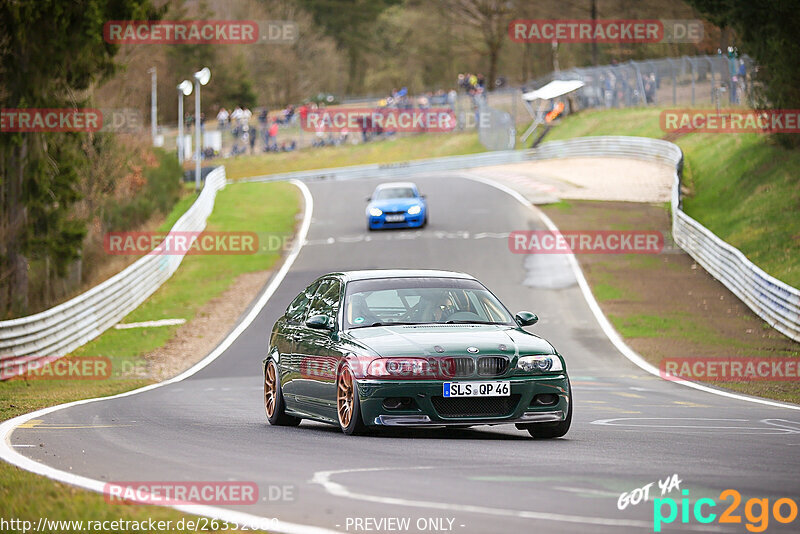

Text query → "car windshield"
[374,187,416,200]
[344,277,515,329]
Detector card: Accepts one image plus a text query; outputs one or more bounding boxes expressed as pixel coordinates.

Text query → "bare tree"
[441,0,515,90]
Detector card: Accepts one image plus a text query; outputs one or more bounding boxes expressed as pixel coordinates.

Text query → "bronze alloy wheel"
[264,362,277,419]
[264,359,301,427]
[337,366,355,428]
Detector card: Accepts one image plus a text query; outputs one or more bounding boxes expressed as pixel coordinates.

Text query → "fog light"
[383,397,414,410]
[532,394,559,406]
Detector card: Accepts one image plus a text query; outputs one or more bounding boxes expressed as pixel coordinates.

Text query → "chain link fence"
[471,54,757,150]
[175,54,756,158]
[484,54,755,123]
[527,54,755,109]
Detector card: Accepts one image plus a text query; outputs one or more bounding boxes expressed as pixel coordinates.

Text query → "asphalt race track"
[9,173,800,534]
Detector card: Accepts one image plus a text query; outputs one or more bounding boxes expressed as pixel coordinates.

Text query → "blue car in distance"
[366,182,427,231]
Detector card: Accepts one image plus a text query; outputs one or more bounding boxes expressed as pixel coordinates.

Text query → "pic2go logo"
[653,489,798,532]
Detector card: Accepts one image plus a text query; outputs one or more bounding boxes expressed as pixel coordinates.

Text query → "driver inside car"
[420,292,456,322]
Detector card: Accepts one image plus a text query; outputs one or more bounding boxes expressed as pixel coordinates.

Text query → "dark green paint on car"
[263,270,571,438]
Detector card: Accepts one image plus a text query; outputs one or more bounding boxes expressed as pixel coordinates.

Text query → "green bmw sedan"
[263,270,571,438]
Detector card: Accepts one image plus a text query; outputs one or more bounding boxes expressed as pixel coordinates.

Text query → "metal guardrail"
[239,150,534,184]
[4,133,795,374]
[0,167,227,377]
[246,135,800,342]
[527,136,800,343]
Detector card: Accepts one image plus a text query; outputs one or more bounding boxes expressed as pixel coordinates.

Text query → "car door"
[294,277,343,421]
[279,280,318,403]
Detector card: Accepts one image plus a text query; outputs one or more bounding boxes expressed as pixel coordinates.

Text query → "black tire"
[337,365,368,435]
[421,214,428,228]
[264,359,301,426]
[524,393,572,439]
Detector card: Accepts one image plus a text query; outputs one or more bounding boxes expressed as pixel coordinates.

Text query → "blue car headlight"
[369,207,383,217]
[407,205,422,215]
[517,355,563,373]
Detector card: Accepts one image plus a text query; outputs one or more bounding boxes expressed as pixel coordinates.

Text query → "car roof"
[373,182,418,190]
[331,269,476,282]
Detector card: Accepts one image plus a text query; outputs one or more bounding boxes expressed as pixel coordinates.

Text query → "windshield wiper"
[444,320,498,325]
[350,321,431,329]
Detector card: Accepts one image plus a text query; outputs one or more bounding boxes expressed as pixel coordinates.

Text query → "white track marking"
[0,181,340,534]
[311,467,723,531]
[463,174,800,412]
[591,417,800,434]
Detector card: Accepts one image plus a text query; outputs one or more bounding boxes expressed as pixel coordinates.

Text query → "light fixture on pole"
[193,67,211,192]
[176,80,193,164]
[148,67,158,146]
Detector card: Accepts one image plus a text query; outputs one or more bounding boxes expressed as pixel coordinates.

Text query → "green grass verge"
[608,312,736,346]
[0,180,298,532]
[73,182,298,372]
[592,283,626,302]
[546,107,668,140]
[224,132,483,180]
[0,459,256,534]
[546,107,800,287]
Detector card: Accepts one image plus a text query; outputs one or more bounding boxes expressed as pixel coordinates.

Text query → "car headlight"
[369,207,383,217]
[517,355,563,373]
[407,205,422,215]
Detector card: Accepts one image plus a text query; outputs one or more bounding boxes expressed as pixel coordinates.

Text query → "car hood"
[347,324,555,357]
[368,197,422,212]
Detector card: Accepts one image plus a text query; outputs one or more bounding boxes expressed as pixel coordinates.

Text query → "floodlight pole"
[193,68,210,192]
[148,67,157,146]
[194,77,202,191]
[177,89,185,163]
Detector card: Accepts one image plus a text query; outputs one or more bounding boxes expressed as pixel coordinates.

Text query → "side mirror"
[515,311,538,327]
[306,314,332,330]
[420,194,426,199]
[366,196,372,202]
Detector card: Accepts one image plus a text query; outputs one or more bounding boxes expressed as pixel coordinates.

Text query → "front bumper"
[358,375,570,427]
[374,410,565,427]
[368,213,425,229]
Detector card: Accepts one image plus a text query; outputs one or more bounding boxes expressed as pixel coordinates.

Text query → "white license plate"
[385,214,405,222]
[443,381,510,397]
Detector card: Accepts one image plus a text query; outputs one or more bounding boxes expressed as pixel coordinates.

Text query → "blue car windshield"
[374,187,416,200]
[344,277,515,329]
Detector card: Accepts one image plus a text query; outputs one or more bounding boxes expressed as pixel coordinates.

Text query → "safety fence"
[0,167,227,378]
[245,135,800,343]
[526,136,800,343]
[4,135,795,373]
[239,150,531,184]
[523,54,755,109]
